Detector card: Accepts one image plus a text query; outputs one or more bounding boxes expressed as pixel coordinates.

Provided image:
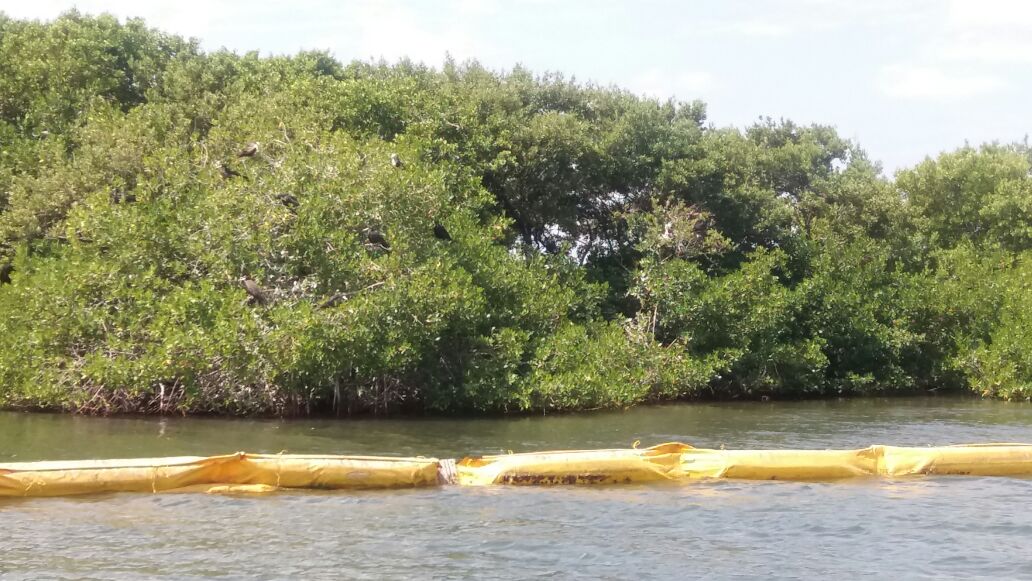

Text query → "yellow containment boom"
[3,443,1032,497]
[0,452,441,497]
[455,442,1032,485]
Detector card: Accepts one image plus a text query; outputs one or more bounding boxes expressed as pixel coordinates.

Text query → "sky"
[2,0,1031,174]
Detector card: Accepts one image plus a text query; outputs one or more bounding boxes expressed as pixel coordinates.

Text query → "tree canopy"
[1,12,1031,415]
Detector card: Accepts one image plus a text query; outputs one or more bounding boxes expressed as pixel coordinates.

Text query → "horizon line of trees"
[1,11,1031,416]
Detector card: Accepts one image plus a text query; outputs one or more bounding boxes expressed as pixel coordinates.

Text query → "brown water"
[2,397,1032,579]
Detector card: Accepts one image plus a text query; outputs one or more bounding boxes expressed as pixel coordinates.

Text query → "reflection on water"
[2,397,1031,579]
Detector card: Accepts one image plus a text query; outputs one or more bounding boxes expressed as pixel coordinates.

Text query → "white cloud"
[0,0,238,39]
[0,0,484,61]
[868,0,1032,103]
[627,68,717,101]
[934,0,1032,65]
[718,20,792,37]
[728,0,934,33]
[878,64,1005,100]
[341,0,479,64]
[940,37,1032,65]
[869,0,1032,104]
[452,0,501,15]
[947,0,1032,29]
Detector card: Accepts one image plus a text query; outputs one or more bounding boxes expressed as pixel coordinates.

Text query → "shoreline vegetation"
[1,12,1031,417]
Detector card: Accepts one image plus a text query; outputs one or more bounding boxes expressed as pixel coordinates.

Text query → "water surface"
[2,397,1031,579]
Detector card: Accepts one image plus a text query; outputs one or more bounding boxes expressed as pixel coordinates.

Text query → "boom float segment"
[456,443,694,485]
[456,443,1032,484]
[3,443,1032,497]
[0,453,441,497]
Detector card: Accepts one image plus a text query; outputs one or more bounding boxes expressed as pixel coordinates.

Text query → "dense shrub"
[1,12,1031,414]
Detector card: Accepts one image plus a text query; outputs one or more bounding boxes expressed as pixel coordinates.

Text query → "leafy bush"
[1,13,1031,414]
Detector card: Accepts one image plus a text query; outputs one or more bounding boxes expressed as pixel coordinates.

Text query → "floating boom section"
[0,452,441,497]
[456,443,1032,485]
[3,444,1032,497]
[456,443,695,485]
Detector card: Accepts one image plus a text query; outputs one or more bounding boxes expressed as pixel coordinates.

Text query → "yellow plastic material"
[457,442,1032,485]
[879,443,1032,477]
[456,443,694,485]
[0,452,441,497]
[3,443,1032,497]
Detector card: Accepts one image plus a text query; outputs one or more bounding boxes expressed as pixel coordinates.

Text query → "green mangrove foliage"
[1,12,1031,415]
